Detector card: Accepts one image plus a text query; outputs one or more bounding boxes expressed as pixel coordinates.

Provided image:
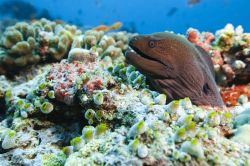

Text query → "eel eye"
[148,40,156,48]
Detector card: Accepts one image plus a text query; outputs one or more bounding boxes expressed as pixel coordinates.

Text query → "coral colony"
[0,19,249,165]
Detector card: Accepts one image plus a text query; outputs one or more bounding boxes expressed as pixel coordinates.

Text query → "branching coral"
[0,18,81,74]
[0,22,40,69]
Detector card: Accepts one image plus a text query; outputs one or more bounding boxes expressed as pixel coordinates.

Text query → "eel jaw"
[125,37,175,79]
[127,40,158,62]
[125,45,169,69]
[125,48,158,65]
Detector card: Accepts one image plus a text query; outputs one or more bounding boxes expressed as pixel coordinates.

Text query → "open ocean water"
[0,0,250,33]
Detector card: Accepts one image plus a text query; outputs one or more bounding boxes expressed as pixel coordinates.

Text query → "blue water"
[0,0,249,34]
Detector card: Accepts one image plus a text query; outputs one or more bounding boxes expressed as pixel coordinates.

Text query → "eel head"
[125,32,224,107]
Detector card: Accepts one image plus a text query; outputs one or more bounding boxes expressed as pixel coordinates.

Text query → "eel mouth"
[125,38,169,69]
[125,38,158,62]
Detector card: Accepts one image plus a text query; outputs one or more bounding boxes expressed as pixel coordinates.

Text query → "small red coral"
[47,61,86,105]
[187,28,214,52]
[187,29,200,44]
[86,79,103,92]
[221,84,250,106]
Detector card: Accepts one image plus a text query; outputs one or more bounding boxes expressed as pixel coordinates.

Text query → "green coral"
[41,152,67,166]
[167,100,181,114]
[47,90,55,99]
[180,138,204,158]
[93,91,104,105]
[70,136,85,151]
[174,127,187,142]
[154,94,167,105]
[84,109,96,124]
[62,146,74,157]
[1,130,16,150]
[220,111,232,125]
[95,123,108,136]
[128,120,146,138]
[4,89,13,103]
[205,111,221,127]
[129,138,140,152]
[70,137,82,147]
[214,29,234,51]
[110,64,147,89]
[82,126,95,141]
[40,102,54,114]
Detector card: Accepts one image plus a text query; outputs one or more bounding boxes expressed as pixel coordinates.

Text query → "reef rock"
[0,20,250,166]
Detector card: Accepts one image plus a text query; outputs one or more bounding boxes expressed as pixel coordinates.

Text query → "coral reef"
[220,84,250,106]
[0,19,132,75]
[0,18,81,74]
[187,24,250,107]
[187,24,250,86]
[0,20,250,166]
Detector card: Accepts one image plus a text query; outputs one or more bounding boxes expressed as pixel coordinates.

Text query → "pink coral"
[187,28,200,44]
[46,59,104,105]
[186,28,237,85]
[210,50,223,66]
[86,79,103,92]
[222,64,235,82]
[47,61,85,105]
[187,28,214,52]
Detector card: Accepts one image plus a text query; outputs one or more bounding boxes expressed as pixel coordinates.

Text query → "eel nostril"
[131,37,138,43]
[134,37,138,41]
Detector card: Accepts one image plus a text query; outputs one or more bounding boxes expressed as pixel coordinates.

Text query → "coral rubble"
[0,19,250,166]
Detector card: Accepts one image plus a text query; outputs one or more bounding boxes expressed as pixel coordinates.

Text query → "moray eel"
[125,32,224,107]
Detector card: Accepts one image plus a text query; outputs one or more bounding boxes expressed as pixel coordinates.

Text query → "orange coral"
[187,28,214,52]
[220,84,250,106]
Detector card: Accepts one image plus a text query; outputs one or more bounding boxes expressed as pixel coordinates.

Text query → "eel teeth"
[127,46,135,52]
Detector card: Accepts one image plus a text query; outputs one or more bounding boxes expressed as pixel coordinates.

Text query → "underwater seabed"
[0,18,250,166]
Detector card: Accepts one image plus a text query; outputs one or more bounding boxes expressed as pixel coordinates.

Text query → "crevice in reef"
[0,96,6,121]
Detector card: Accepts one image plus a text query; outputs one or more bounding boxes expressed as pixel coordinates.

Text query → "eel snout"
[125,36,172,79]
[129,36,139,46]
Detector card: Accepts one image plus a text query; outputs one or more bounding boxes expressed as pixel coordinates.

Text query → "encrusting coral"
[0,19,250,166]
